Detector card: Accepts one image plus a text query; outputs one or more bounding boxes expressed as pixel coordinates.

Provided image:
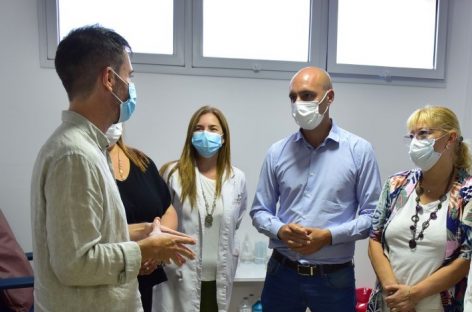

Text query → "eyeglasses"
[403,128,445,141]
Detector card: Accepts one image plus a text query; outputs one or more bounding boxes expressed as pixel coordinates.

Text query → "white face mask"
[291,91,329,130]
[105,123,123,146]
[408,136,446,171]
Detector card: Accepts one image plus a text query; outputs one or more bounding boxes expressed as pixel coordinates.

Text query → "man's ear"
[102,67,115,92]
[327,89,335,104]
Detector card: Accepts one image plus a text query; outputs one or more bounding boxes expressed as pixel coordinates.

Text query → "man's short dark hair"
[54,24,131,101]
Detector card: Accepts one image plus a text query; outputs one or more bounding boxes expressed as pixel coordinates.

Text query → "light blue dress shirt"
[250,122,381,264]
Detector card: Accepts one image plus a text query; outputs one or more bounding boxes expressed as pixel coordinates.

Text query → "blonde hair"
[116,136,150,172]
[161,106,232,208]
[407,105,471,172]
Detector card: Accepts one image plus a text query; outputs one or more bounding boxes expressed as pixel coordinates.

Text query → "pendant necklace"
[116,148,124,179]
[408,169,455,249]
[200,178,217,227]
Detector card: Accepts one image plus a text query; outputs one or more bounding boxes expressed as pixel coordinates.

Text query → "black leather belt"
[272,249,353,277]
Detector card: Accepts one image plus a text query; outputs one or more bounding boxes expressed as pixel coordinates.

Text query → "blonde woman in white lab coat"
[154,106,247,312]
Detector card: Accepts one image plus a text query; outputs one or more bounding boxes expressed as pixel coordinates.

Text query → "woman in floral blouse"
[368,106,472,312]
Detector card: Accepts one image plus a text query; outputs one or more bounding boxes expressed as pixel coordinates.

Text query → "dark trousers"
[200,280,218,312]
[262,256,356,312]
[139,282,153,312]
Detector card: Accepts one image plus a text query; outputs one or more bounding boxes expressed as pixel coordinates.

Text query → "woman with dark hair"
[106,123,178,312]
[155,106,247,312]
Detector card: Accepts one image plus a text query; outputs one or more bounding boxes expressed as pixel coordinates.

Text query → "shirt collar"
[293,119,341,147]
[61,110,109,151]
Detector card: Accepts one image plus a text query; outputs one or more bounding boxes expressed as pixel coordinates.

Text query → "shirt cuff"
[118,241,141,284]
[269,219,285,240]
[327,226,341,245]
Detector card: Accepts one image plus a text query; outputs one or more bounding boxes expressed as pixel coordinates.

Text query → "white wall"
[1,0,472,302]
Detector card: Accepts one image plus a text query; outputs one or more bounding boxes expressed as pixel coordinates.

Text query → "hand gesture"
[291,227,331,255]
[149,217,162,236]
[128,222,153,241]
[277,223,310,248]
[384,284,416,312]
[139,259,159,276]
[138,228,196,267]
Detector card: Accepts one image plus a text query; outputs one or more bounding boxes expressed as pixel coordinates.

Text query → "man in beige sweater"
[31,25,195,312]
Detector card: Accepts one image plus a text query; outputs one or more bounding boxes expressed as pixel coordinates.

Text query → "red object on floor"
[355,288,372,312]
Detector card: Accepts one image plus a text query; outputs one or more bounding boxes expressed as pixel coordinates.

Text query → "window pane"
[202,0,310,62]
[58,0,173,55]
[336,0,437,69]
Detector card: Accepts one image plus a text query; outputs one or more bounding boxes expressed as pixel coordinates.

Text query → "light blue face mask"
[110,70,137,123]
[191,131,223,158]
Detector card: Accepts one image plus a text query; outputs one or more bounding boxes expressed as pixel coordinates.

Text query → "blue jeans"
[261,256,356,312]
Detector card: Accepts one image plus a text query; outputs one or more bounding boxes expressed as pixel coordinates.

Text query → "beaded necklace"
[199,177,217,227]
[408,169,455,249]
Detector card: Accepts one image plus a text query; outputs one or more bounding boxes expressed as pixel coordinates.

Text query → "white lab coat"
[153,164,247,312]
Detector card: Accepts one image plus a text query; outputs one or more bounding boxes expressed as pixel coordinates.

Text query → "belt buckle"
[297,264,316,276]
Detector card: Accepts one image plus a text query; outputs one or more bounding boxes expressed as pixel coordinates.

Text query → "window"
[327,0,447,80]
[39,0,448,82]
[39,0,184,67]
[202,0,310,62]
[58,0,174,55]
[193,0,313,71]
[191,0,327,78]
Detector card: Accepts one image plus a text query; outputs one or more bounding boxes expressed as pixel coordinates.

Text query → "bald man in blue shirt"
[250,67,381,312]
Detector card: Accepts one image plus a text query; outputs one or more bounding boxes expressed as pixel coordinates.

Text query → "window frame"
[191,0,326,74]
[39,0,185,67]
[326,0,448,81]
[38,0,448,83]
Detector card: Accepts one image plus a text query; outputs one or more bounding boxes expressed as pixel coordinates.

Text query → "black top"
[116,157,171,286]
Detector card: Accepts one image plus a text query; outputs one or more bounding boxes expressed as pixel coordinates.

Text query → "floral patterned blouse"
[367,168,472,312]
